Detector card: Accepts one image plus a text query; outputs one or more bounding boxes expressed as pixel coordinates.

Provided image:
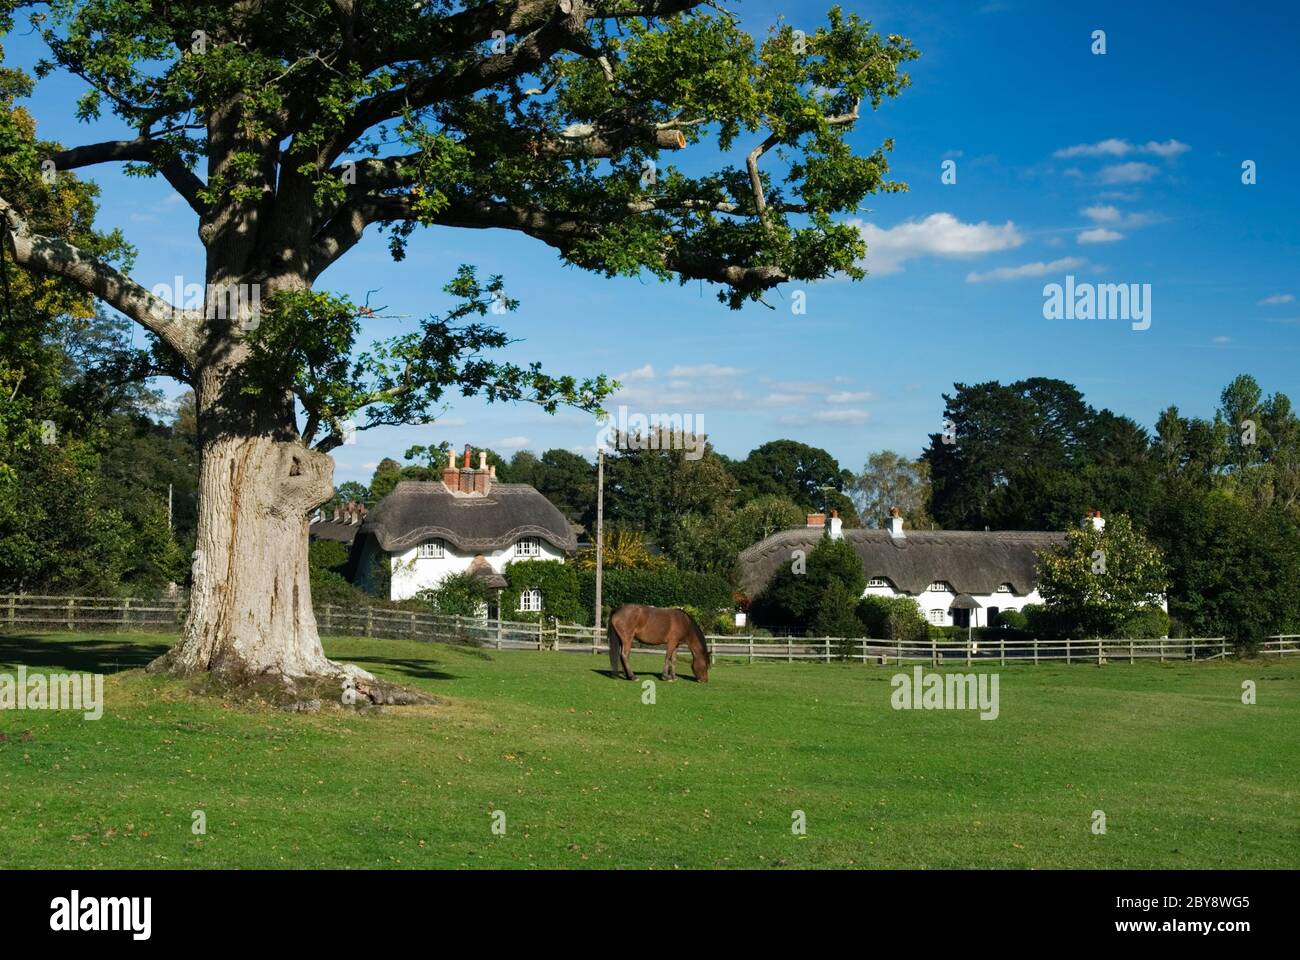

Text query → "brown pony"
[607,604,710,683]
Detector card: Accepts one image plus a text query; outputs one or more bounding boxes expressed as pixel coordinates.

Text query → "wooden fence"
[5,593,1295,666]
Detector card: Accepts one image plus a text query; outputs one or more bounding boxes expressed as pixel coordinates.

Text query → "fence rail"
[1,594,1287,667]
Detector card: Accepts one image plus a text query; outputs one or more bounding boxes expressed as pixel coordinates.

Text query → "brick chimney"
[806,513,826,529]
[442,447,459,489]
[442,445,493,495]
[827,509,843,540]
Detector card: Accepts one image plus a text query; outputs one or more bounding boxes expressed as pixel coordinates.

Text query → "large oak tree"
[0,0,916,695]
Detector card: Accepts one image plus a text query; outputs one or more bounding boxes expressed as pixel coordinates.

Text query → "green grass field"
[1,630,1296,869]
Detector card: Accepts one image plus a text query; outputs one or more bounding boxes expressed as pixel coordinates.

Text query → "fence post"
[1159,638,1165,663]
[1189,639,1195,663]
[825,638,831,663]
[1066,638,1071,665]
[931,635,937,667]
[966,640,972,667]
[748,637,754,665]
[538,618,543,651]
[365,607,373,638]
[409,611,416,639]
[6,595,13,630]
[1129,639,1134,664]
[66,597,74,631]
[786,638,792,663]
[999,636,1005,666]
[1033,637,1039,666]
[860,640,867,664]
[120,598,130,633]
[1097,638,1103,666]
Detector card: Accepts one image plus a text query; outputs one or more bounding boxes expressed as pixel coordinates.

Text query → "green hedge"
[577,566,733,623]
[502,559,581,623]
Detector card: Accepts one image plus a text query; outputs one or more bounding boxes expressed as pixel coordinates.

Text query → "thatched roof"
[309,517,363,544]
[467,555,508,590]
[738,528,1068,598]
[355,480,576,555]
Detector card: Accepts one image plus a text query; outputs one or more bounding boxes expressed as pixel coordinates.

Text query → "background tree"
[850,449,931,528]
[1,1,916,687]
[732,438,859,524]
[1035,514,1168,639]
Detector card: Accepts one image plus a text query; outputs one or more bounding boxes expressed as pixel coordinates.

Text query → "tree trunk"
[151,428,338,681]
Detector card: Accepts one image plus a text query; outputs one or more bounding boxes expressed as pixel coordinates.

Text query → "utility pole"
[594,448,605,634]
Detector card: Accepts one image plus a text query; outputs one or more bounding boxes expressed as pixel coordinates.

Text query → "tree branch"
[52,135,208,216]
[1,195,201,363]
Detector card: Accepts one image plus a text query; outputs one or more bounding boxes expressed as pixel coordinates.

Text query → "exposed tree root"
[146,651,438,711]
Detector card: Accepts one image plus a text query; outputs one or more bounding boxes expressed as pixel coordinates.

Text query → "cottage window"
[997,583,1013,593]
[416,540,444,559]
[867,577,892,588]
[928,608,946,625]
[928,581,952,592]
[514,536,542,557]
[518,588,542,612]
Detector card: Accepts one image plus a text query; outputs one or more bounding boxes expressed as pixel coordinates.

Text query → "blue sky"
[6,0,1298,485]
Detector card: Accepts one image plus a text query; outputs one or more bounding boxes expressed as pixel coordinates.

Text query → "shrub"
[857,595,928,642]
[577,565,733,624]
[502,560,581,623]
[995,608,1028,631]
[1118,605,1170,639]
[308,539,350,574]
[417,571,495,617]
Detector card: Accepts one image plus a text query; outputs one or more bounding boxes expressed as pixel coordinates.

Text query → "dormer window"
[867,577,893,588]
[928,580,953,592]
[416,540,445,559]
[997,583,1013,593]
[514,536,541,558]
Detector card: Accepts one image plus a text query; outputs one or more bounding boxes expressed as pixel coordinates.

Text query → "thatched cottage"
[347,447,575,607]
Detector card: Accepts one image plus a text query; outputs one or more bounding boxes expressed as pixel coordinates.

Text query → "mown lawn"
[0,630,1296,869]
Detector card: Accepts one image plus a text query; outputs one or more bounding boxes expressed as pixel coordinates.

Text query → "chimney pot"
[887,508,905,539]
[827,511,843,541]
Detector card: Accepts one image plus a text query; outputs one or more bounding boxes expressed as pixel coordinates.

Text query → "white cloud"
[1258,293,1295,306]
[615,363,655,382]
[1098,162,1159,184]
[965,256,1087,283]
[851,212,1024,275]
[1054,138,1190,159]
[826,390,873,404]
[1212,336,1232,346]
[1055,138,1133,158]
[778,409,870,426]
[1077,228,1124,244]
[666,363,744,378]
[1143,139,1192,158]
[494,436,530,450]
[1081,205,1122,224]
[814,409,870,423]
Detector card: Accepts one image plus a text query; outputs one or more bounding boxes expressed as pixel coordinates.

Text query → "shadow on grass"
[0,634,171,674]
[341,655,459,683]
[590,668,707,683]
